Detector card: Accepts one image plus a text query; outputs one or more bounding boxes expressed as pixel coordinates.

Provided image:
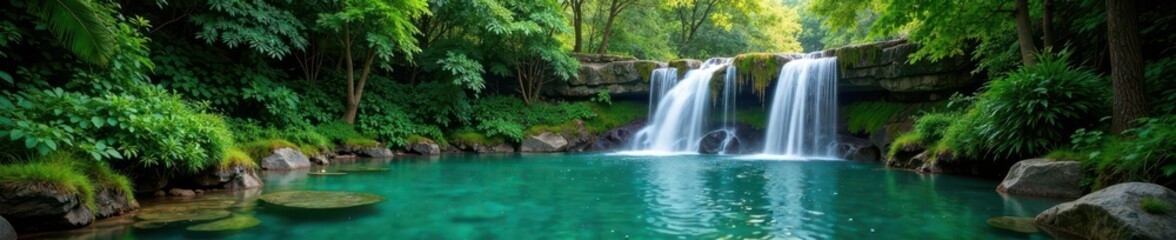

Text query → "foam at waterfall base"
[611,150,699,157]
[735,154,843,161]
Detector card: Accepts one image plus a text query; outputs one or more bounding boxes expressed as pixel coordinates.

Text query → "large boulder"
[698,130,737,154]
[592,119,646,151]
[260,148,311,170]
[997,159,1084,198]
[358,147,396,158]
[834,135,881,162]
[1034,182,1176,240]
[520,132,569,152]
[186,164,263,190]
[1,215,16,240]
[409,142,441,155]
[92,187,138,218]
[0,185,94,232]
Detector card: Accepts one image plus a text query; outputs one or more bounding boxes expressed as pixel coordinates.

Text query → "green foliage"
[733,108,769,130]
[0,87,233,172]
[912,112,957,144]
[590,89,612,105]
[733,53,780,100]
[0,151,135,213]
[152,43,302,126]
[315,121,375,147]
[450,129,506,146]
[948,51,1107,159]
[21,0,117,65]
[1145,57,1176,114]
[1080,116,1176,188]
[469,96,596,141]
[887,132,924,161]
[842,101,908,134]
[219,148,256,170]
[238,139,298,161]
[1141,197,1172,214]
[191,0,307,59]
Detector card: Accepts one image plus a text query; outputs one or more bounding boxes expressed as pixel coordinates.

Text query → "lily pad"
[186,214,261,232]
[336,166,390,172]
[137,200,236,215]
[307,172,348,176]
[136,209,232,221]
[132,220,181,230]
[987,216,1038,233]
[259,191,383,209]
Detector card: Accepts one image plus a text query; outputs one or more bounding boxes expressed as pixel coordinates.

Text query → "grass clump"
[219,148,257,170]
[1141,197,1172,214]
[0,151,137,212]
[238,139,299,160]
[887,132,925,161]
[584,101,646,133]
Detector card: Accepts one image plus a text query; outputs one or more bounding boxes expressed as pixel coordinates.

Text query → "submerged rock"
[1035,182,1176,240]
[520,132,569,152]
[0,185,94,232]
[997,159,1083,199]
[987,216,1038,233]
[168,188,197,197]
[185,214,261,232]
[135,209,231,222]
[261,148,311,170]
[259,191,383,209]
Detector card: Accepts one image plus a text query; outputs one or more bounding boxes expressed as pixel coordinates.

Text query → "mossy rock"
[633,61,661,82]
[986,216,1038,233]
[137,200,236,215]
[136,209,232,221]
[186,214,261,232]
[259,191,383,209]
[732,53,787,101]
[133,220,180,230]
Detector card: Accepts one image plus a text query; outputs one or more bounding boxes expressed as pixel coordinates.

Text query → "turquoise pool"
[33,153,1063,239]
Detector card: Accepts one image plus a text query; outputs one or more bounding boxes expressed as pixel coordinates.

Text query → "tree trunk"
[1107,0,1148,133]
[1042,0,1055,49]
[1014,0,1038,66]
[596,12,618,54]
[572,0,584,52]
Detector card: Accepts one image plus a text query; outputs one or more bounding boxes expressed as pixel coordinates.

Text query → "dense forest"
[1,0,1175,236]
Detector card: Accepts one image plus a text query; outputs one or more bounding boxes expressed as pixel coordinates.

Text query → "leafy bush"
[1082,116,1176,188]
[947,51,1108,159]
[887,132,924,161]
[913,112,957,143]
[469,96,596,141]
[450,129,506,146]
[0,87,233,172]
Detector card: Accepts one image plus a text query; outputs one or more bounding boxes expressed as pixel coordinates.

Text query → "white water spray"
[761,53,838,157]
[630,59,732,153]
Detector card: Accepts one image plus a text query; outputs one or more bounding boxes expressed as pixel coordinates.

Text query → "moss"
[0,152,105,213]
[87,161,136,205]
[835,43,883,73]
[239,139,299,160]
[406,134,435,145]
[343,137,379,148]
[634,61,660,82]
[450,131,506,146]
[1044,150,1088,161]
[733,53,782,101]
[887,132,925,161]
[219,148,257,170]
[843,101,910,134]
[583,101,647,133]
[668,59,694,78]
[1141,197,1172,214]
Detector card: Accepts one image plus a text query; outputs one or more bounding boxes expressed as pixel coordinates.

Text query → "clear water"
[33,154,1061,239]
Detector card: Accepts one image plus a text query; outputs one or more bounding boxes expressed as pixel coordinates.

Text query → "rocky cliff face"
[545,39,980,102]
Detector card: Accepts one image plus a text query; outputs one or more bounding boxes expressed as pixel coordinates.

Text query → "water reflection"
[642,158,718,237]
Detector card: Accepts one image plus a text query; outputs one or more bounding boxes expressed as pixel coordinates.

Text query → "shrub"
[450,129,506,146]
[949,51,1108,159]
[1083,116,1176,188]
[912,112,957,143]
[469,96,595,142]
[219,148,257,170]
[1141,197,1172,214]
[0,87,234,172]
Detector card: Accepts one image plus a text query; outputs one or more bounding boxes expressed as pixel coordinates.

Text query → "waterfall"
[630,58,732,153]
[761,53,838,157]
[647,68,679,121]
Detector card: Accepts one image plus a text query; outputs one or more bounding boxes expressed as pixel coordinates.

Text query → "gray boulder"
[1035,182,1176,240]
[261,148,311,170]
[698,130,738,154]
[92,188,138,218]
[358,147,396,158]
[592,119,646,151]
[1,215,16,240]
[835,135,881,162]
[0,185,94,232]
[191,164,264,190]
[997,159,1084,198]
[409,142,441,155]
[520,132,569,152]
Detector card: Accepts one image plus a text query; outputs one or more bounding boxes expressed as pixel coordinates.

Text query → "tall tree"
[317,0,429,123]
[593,0,638,54]
[1106,0,1148,133]
[1014,0,1037,66]
[564,0,588,52]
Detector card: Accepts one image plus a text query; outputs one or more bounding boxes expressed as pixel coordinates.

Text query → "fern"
[28,0,116,65]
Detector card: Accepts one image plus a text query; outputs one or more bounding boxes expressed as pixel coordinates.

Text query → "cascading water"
[646,68,679,120]
[630,58,733,153]
[761,53,838,157]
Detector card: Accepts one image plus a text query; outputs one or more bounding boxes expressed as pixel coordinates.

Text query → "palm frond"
[29,0,116,65]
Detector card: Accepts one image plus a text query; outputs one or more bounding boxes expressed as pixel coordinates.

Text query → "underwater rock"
[135,209,231,222]
[259,191,383,209]
[1035,182,1176,240]
[168,188,196,197]
[698,130,735,154]
[997,159,1083,199]
[185,214,261,232]
[986,216,1038,233]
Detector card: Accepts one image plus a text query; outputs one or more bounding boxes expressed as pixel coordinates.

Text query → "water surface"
[34,154,1062,239]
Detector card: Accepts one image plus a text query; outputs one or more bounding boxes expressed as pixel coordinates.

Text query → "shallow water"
[30,153,1062,239]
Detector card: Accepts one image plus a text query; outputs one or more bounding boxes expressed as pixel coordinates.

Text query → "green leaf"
[1164,164,1176,177]
[0,71,11,84]
[91,116,103,127]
